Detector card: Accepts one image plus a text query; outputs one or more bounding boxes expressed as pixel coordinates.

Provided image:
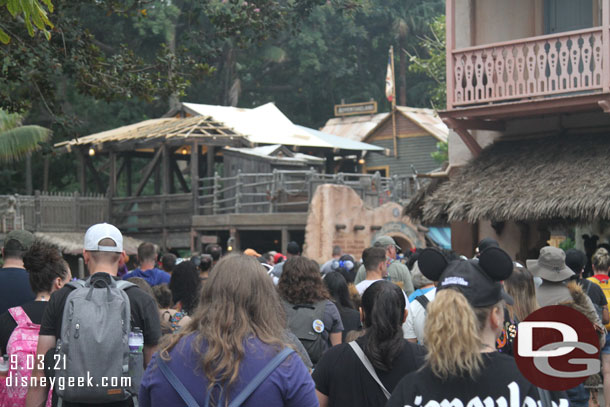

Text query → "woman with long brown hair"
[139,254,317,407]
[279,256,343,365]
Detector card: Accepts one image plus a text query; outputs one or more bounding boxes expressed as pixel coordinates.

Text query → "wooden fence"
[198,169,419,215]
[0,192,107,233]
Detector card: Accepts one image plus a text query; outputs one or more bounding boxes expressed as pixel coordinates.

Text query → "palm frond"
[0,125,51,163]
[0,110,23,132]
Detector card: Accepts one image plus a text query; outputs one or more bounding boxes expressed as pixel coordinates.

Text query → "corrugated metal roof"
[224,144,324,164]
[296,125,384,152]
[321,113,388,142]
[320,106,449,143]
[396,107,448,143]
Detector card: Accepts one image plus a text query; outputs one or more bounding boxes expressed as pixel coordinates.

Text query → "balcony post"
[601,0,610,92]
[446,0,455,109]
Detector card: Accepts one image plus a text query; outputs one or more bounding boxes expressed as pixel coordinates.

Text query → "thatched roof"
[418,134,610,224]
[403,176,447,222]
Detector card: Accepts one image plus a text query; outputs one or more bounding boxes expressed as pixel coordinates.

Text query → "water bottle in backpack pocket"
[55,277,143,404]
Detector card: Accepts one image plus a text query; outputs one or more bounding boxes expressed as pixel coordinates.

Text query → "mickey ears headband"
[418,247,513,282]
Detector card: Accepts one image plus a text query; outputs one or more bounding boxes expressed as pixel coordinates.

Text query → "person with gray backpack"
[26,223,161,407]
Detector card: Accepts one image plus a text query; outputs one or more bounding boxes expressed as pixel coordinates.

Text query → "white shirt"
[404,287,436,344]
[355,279,411,312]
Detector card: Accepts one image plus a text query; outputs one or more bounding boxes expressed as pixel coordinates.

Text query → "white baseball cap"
[84,223,123,253]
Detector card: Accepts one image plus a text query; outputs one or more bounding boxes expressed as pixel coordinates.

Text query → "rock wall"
[303,184,426,263]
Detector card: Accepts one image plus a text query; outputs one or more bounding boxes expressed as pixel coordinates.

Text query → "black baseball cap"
[419,246,514,307]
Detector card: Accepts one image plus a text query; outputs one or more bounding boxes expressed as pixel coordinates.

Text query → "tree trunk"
[25,153,33,195]
[167,3,183,112]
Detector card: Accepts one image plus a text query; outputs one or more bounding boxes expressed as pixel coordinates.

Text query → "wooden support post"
[154,163,161,195]
[77,149,87,194]
[281,227,289,254]
[443,118,482,157]
[126,156,132,196]
[191,142,199,215]
[72,191,79,230]
[601,0,610,92]
[133,148,163,197]
[84,156,105,194]
[34,190,41,231]
[451,221,477,258]
[108,152,116,224]
[206,146,215,178]
[170,157,189,193]
[446,0,455,109]
[213,172,220,215]
[235,169,242,214]
[161,144,169,245]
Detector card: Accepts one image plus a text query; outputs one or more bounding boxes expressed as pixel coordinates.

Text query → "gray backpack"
[55,276,143,404]
[284,301,328,364]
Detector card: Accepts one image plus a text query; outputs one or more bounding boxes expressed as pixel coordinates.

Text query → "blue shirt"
[122,267,170,287]
[0,267,34,316]
[139,334,317,407]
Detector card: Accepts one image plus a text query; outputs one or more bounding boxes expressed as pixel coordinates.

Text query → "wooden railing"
[451,27,604,107]
[0,192,107,233]
[198,170,419,215]
[111,193,192,231]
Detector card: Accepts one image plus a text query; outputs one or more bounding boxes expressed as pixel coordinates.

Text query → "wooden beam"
[206,146,215,178]
[443,118,482,157]
[108,152,117,197]
[162,143,170,195]
[84,156,105,194]
[77,149,86,194]
[191,141,199,215]
[126,156,132,196]
[446,0,455,109]
[603,0,610,92]
[447,118,506,131]
[133,147,163,198]
[171,156,190,193]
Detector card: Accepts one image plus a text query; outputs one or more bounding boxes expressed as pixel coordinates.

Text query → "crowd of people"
[0,223,607,406]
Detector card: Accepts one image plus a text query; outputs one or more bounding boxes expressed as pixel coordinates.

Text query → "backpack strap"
[414,295,430,310]
[157,357,201,407]
[8,306,33,327]
[156,348,294,407]
[228,348,294,407]
[348,341,391,400]
[67,279,87,290]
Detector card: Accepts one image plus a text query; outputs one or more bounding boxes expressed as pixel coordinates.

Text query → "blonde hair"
[592,248,610,273]
[424,289,502,380]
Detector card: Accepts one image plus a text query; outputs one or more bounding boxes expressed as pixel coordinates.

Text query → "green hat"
[4,230,34,251]
[374,236,397,248]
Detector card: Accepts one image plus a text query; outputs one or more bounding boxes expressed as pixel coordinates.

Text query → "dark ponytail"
[361,281,405,371]
[23,241,69,294]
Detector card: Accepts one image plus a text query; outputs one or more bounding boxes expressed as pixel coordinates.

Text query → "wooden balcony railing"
[450,27,605,107]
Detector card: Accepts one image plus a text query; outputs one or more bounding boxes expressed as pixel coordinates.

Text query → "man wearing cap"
[26,223,161,407]
[527,246,596,309]
[0,230,35,316]
[354,236,415,297]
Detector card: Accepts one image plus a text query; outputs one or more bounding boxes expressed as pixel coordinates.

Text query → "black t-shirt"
[387,352,568,407]
[0,300,47,354]
[580,278,608,307]
[312,336,426,407]
[337,305,361,341]
[0,267,35,316]
[39,273,162,407]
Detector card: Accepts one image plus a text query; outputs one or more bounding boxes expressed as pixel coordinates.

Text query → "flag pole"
[390,46,398,158]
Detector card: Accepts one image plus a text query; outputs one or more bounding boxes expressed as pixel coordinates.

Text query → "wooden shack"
[322,107,448,177]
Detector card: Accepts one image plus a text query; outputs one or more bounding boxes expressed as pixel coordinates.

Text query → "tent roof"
[183,102,383,151]
[224,144,324,165]
[412,134,610,224]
